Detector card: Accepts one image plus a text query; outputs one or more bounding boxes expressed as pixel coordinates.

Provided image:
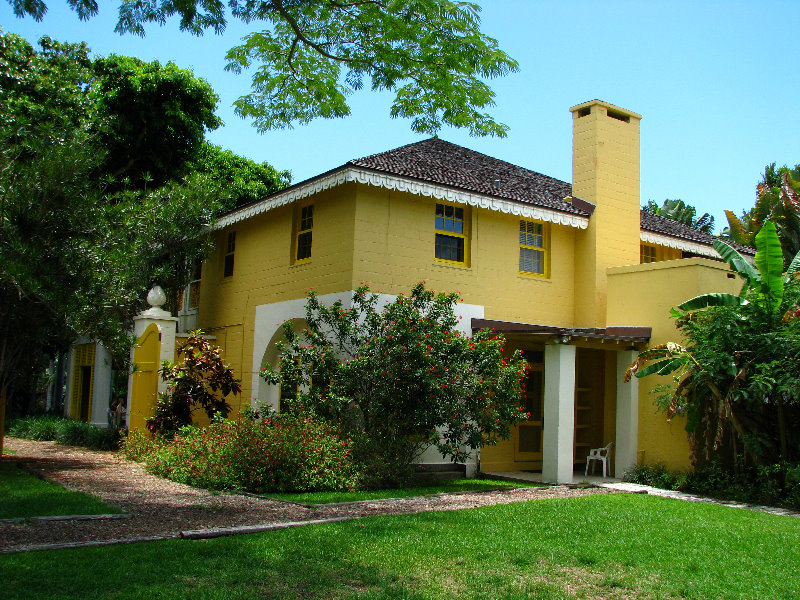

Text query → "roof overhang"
[472,318,651,344]
[214,167,591,230]
[640,231,719,258]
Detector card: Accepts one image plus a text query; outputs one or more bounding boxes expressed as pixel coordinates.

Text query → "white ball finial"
[147,285,167,308]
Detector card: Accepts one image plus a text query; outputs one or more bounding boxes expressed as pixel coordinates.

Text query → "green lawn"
[267,478,541,504]
[0,460,119,519]
[3,494,799,599]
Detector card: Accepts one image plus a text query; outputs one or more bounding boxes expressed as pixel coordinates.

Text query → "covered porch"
[473,319,650,484]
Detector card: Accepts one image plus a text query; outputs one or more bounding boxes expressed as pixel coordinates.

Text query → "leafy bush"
[148,332,242,437]
[8,415,120,450]
[123,413,359,493]
[624,461,800,509]
[261,284,528,487]
[623,463,687,491]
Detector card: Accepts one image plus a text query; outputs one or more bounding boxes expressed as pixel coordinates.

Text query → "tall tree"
[6,0,518,137]
[190,142,291,211]
[723,163,800,267]
[644,199,715,233]
[0,32,286,417]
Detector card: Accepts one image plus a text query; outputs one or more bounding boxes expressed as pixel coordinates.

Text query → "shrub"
[148,332,242,437]
[624,460,800,510]
[120,428,163,462]
[261,284,528,487]
[126,413,359,493]
[7,415,120,450]
[623,463,686,491]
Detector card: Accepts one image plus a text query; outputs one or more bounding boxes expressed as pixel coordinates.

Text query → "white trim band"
[214,168,590,230]
[640,231,718,258]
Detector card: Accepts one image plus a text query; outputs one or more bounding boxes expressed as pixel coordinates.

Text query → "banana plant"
[626,220,800,462]
[673,220,800,318]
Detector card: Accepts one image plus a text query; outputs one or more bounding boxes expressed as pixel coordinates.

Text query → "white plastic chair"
[585,442,614,477]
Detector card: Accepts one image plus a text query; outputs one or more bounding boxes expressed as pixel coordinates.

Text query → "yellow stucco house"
[177,99,748,483]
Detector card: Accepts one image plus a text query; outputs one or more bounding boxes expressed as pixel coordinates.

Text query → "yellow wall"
[199,186,358,403]
[607,258,740,470]
[350,186,577,326]
[571,100,642,327]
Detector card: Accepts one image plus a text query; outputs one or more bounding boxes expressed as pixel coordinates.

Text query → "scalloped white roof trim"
[640,231,719,258]
[214,167,590,230]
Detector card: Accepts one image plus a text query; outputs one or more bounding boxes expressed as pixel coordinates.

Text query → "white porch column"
[615,350,639,477]
[542,343,576,483]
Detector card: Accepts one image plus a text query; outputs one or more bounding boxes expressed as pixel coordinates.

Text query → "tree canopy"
[723,163,800,267]
[0,32,286,412]
[6,0,518,137]
[644,199,715,233]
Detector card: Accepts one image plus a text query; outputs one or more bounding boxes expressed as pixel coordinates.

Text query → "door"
[79,366,92,421]
[514,350,544,462]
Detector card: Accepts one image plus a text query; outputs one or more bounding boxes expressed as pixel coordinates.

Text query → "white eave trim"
[213,167,590,230]
[640,231,719,258]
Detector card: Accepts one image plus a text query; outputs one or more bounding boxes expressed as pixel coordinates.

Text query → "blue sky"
[2,0,797,230]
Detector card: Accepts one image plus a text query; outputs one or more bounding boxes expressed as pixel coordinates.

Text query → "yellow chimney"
[570,100,642,327]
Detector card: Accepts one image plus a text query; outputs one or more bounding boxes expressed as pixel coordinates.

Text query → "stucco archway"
[255,318,308,411]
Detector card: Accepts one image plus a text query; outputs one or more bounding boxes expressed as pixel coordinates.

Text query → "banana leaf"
[754,221,784,312]
[634,356,687,378]
[678,293,747,312]
[713,239,759,285]
[785,250,800,282]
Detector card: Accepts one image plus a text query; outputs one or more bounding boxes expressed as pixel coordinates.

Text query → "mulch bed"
[1,437,619,553]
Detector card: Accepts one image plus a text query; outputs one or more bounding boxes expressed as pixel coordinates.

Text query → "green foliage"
[624,460,800,510]
[9,0,518,137]
[0,32,285,414]
[723,163,800,266]
[623,463,688,491]
[90,54,222,187]
[189,142,291,210]
[628,222,800,465]
[261,284,528,486]
[644,198,715,233]
[7,415,121,450]
[124,414,360,493]
[147,332,241,437]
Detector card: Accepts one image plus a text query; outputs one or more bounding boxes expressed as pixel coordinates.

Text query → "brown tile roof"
[640,210,755,256]
[348,138,592,217]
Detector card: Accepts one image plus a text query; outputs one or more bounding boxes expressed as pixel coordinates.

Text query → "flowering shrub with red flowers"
[147,331,242,437]
[260,283,528,486]
[123,413,359,492]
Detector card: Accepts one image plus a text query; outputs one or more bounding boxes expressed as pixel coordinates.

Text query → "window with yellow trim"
[295,204,314,262]
[519,219,548,276]
[640,243,657,263]
[434,203,468,264]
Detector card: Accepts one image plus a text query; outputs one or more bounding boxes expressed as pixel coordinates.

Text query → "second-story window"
[295,204,313,262]
[519,219,548,276]
[435,203,467,264]
[223,231,236,277]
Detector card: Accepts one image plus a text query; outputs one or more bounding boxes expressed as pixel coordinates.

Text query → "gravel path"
[1,438,617,553]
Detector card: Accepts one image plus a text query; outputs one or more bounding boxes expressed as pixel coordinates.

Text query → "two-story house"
[165,99,747,483]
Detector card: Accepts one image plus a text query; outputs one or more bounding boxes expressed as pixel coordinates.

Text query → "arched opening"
[255,318,308,411]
